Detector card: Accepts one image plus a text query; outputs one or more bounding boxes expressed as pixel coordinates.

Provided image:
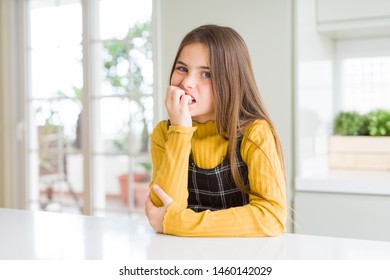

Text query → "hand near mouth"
[165,86,193,127]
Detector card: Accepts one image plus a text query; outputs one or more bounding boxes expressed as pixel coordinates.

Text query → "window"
[340,57,390,113]
[26,0,153,216]
[335,37,390,114]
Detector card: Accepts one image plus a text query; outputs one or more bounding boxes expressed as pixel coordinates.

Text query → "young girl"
[145,24,287,237]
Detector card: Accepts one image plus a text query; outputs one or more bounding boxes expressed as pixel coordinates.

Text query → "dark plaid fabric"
[187,140,250,212]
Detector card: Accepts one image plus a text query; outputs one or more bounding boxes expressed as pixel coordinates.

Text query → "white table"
[1,208,390,260]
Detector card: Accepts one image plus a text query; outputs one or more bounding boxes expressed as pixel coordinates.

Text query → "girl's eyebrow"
[176,60,210,70]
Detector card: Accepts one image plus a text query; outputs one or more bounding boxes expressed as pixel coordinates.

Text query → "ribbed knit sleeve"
[149,121,197,208]
[162,120,287,237]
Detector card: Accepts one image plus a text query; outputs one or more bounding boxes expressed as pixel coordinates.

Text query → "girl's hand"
[165,86,192,127]
[145,185,174,233]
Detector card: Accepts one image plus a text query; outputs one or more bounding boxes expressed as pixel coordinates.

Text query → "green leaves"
[333,109,390,136]
[333,111,369,136]
[367,109,390,136]
[103,21,152,96]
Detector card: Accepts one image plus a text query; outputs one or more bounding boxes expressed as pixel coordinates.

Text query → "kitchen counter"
[296,157,390,195]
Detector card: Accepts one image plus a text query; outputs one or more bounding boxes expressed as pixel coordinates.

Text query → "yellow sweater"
[149,119,287,237]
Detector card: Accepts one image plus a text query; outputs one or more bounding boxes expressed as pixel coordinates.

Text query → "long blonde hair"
[169,24,285,194]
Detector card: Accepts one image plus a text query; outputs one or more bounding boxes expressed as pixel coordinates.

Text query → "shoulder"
[241,119,278,157]
[153,120,169,133]
[150,120,169,142]
[243,119,274,144]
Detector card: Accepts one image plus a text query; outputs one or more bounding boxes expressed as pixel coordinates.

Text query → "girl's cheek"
[170,76,180,86]
[171,71,187,86]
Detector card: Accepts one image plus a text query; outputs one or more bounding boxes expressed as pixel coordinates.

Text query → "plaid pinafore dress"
[187,139,250,212]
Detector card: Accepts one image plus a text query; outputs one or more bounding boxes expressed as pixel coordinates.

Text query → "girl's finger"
[152,185,173,206]
[167,86,185,103]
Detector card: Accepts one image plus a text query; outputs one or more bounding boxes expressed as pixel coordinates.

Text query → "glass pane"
[30,47,83,99]
[93,0,153,215]
[93,154,150,217]
[32,99,82,146]
[341,57,390,113]
[30,1,82,48]
[29,1,82,99]
[99,0,152,40]
[27,0,83,214]
[100,21,153,97]
[93,98,149,154]
[29,99,83,213]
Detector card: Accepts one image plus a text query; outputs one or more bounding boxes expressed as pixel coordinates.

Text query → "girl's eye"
[176,66,188,73]
[202,72,211,78]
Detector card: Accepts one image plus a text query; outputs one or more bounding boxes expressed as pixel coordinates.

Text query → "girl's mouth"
[186,94,196,105]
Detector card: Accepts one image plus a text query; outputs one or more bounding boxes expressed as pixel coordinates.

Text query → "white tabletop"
[1,208,390,260]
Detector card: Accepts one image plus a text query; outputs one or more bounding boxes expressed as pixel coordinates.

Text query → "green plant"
[103,21,152,153]
[333,111,369,136]
[367,109,390,136]
[139,161,152,172]
[138,161,152,181]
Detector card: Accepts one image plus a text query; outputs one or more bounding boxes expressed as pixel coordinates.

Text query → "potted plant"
[329,109,390,170]
[118,161,151,208]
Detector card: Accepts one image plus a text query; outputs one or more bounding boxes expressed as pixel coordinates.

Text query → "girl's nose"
[180,76,196,90]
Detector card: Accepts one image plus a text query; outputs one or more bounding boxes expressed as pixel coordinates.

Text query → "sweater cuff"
[168,125,197,134]
[163,201,183,234]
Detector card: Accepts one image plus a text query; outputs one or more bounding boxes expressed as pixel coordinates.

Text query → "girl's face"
[171,43,215,123]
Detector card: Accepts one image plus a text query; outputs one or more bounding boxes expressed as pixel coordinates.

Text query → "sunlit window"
[341,57,390,113]
[27,0,153,216]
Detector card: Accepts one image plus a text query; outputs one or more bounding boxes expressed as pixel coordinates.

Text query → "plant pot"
[329,135,390,170]
[118,174,150,208]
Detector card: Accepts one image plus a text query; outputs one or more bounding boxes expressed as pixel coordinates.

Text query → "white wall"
[294,0,334,176]
[153,0,294,219]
